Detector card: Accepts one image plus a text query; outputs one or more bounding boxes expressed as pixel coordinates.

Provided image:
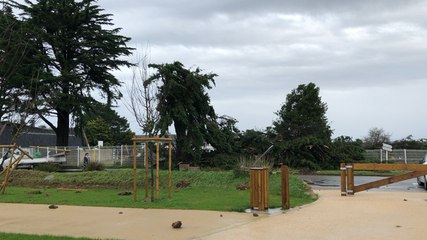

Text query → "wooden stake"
[346,164,354,195]
[133,141,137,202]
[168,142,172,199]
[340,163,347,196]
[155,142,160,200]
[145,143,149,199]
[281,165,290,210]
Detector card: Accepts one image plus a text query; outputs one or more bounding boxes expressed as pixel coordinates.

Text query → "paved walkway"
[0,190,426,240]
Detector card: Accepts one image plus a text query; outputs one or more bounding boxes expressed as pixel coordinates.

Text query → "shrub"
[35,163,60,172]
[233,156,273,178]
[86,161,105,171]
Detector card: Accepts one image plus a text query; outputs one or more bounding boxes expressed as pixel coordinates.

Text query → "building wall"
[0,124,82,147]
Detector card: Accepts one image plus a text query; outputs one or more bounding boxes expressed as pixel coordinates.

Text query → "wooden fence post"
[155,142,160,200]
[340,163,347,196]
[281,165,290,210]
[133,141,137,202]
[346,164,354,195]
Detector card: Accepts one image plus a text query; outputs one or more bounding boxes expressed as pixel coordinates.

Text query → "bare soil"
[0,190,426,240]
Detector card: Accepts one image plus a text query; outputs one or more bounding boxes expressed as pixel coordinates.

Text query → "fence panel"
[364,149,427,164]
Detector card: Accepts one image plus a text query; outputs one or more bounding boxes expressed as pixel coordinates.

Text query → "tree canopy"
[0,5,39,122]
[78,103,134,146]
[272,82,333,169]
[147,61,221,163]
[9,0,133,146]
[363,127,391,149]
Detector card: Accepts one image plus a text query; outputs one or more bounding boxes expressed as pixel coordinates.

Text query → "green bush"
[233,156,273,178]
[86,161,105,171]
[34,163,60,172]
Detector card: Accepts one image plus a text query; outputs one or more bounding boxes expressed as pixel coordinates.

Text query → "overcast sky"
[98,0,427,141]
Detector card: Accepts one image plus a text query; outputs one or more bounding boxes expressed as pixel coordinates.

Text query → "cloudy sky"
[97,0,427,140]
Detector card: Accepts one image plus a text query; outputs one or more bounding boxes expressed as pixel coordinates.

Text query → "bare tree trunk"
[124,47,159,136]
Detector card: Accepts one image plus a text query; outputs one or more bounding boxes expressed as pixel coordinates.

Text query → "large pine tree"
[147,61,220,163]
[0,5,40,122]
[12,0,133,146]
[273,82,333,168]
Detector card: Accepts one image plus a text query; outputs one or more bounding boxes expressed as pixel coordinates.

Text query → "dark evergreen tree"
[392,135,427,150]
[77,102,134,146]
[0,4,40,121]
[330,136,365,166]
[146,61,219,163]
[238,129,272,156]
[273,82,333,169]
[12,0,133,146]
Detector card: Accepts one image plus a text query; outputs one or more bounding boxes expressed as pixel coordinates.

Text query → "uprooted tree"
[146,61,226,164]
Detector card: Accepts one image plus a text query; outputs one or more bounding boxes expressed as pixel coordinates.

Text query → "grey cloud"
[97,0,427,138]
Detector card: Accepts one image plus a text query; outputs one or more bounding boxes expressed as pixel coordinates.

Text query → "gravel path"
[0,190,426,240]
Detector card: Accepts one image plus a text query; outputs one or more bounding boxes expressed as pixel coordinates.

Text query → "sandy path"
[0,190,426,240]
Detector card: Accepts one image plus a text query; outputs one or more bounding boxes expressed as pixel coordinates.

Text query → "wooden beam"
[133,141,137,202]
[155,142,160,200]
[340,163,347,196]
[168,142,172,199]
[281,165,290,210]
[145,143,149,199]
[132,137,173,142]
[354,170,427,193]
[353,163,427,171]
[346,164,354,195]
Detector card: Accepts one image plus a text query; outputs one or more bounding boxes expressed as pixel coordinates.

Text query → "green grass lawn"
[0,232,106,240]
[0,170,315,211]
[0,169,317,240]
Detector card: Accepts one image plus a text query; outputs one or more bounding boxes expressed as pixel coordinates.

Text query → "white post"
[385,151,388,163]
[120,145,123,167]
[380,149,383,163]
[404,149,407,164]
[77,147,80,167]
[47,147,50,161]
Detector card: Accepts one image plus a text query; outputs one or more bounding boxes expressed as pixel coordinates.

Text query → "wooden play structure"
[0,144,32,194]
[340,163,427,196]
[132,137,173,202]
[249,165,290,211]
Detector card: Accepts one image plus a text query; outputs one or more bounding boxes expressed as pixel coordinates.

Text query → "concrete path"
[0,190,426,240]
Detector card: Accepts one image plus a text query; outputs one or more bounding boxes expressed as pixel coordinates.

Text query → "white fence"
[364,149,427,164]
[0,145,145,168]
[3,146,426,168]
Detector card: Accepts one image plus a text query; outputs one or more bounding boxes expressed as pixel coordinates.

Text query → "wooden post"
[346,164,354,195]
[155,142,160,200]
[133,141,137,202]
[168,142,172,199]
[145,143,149,199]
[131,137,174,202]
[340,163,347,196]
[249,168,269,211]
[281,165,290,210]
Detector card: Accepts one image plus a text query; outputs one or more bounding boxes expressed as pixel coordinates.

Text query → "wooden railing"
[340,163,427,196]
